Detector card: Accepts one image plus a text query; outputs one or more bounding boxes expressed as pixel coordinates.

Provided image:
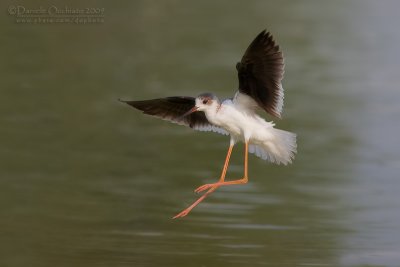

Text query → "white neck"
[203,103,221,124]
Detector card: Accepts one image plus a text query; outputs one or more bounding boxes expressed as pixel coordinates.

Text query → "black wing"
[236,30,285,118]
[120,97,228,135]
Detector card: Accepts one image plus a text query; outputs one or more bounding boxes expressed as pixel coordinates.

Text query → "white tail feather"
[249,128,297,165]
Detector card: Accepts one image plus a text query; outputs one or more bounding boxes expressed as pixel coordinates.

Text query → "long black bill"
[178,106,199,121]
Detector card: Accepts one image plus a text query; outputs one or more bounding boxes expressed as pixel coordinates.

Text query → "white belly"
[203,100,296,165]
[206,103,275,143]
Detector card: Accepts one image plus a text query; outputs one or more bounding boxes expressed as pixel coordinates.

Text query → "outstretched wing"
[120,97,228,135]
[236,30,285,118]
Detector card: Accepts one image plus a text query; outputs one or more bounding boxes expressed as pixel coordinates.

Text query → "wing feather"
[120,97,228,135]
[236,30,285,118]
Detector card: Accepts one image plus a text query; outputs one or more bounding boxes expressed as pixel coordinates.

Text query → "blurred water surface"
[1,1,400,266]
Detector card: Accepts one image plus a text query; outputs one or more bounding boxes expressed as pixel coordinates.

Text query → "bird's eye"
[202,99,209,105]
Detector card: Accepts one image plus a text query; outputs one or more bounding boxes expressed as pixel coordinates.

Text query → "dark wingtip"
[258,29,268,38]
[236,62,242,71]
[119,99,136,107]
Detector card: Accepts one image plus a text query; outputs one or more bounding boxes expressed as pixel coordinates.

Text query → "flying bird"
[120,30,297,219]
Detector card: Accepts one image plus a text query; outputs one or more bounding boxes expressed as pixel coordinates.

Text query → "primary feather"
[236,30,285,118]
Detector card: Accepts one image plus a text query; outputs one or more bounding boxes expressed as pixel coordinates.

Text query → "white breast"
[208,99,272,141]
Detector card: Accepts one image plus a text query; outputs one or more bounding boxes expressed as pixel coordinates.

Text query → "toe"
[195,184,212,193]
[172,210,188,219]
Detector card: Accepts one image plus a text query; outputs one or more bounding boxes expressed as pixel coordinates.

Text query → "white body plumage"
[196,92,297,165]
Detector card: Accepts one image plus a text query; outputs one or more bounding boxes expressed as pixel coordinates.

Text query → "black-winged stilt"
[120,30,297,219]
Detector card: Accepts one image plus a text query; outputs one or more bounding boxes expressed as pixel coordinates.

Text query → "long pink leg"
[172,144,234,219]
[194,141,249,193]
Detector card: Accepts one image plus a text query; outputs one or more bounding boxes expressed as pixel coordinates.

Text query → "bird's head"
[180,93,220,119]
[195,93,220,112]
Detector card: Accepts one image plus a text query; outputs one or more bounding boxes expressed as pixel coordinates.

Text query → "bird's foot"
[172,208,191,219]
[173,187,218,219]
[195,178,249,193]
[194,182,222,193]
